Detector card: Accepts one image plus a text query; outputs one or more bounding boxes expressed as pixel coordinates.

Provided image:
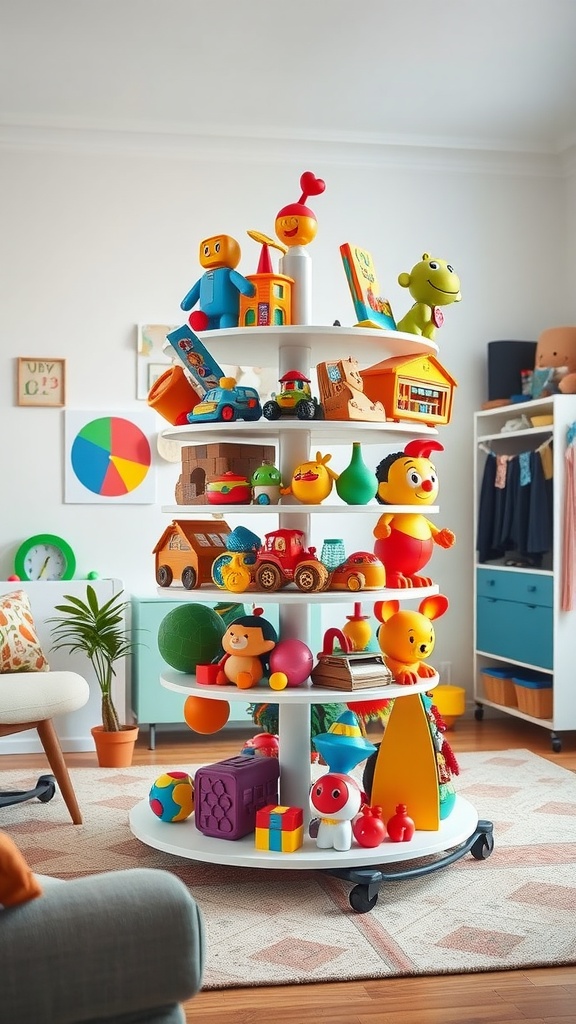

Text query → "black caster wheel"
[37,774,57,802]
[551,735,562,753]
[474,705,485,721]
[471,831,494,860]
[349,885,378,913]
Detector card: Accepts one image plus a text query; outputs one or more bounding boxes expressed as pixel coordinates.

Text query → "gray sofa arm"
[1,868,205,1024]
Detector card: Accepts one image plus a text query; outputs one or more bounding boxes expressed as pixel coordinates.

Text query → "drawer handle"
[527,585,537,592]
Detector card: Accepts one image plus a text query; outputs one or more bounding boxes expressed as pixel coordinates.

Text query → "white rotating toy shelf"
[129,325,493,914]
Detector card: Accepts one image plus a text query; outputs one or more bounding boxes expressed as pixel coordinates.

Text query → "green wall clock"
[14,534,76,581]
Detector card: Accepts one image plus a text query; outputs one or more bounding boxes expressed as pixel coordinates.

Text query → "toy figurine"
[386,804,415,842]
[374,595,449,685]
[262,370,323,421]
[180,234,256,331]
[310,772,366,851]
[281,451,339,504]
[395,254,461,341]
[215,608,278,689]
[251,462,283,505]
[275,171,326,324]
[373,439,455,587]
[352,805,387,848]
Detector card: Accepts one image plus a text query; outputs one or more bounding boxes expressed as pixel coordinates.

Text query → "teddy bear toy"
[532,326,576,397]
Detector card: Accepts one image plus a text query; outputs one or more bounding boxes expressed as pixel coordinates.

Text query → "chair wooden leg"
[36,719,83,825]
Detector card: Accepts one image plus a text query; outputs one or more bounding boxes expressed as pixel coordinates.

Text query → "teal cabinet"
[131,597,252,748]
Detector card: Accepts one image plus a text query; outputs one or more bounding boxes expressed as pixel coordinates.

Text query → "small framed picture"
[17,357,66,407]
[148,362,168,391]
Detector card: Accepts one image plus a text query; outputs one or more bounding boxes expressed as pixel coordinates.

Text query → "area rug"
[2,749,576,988]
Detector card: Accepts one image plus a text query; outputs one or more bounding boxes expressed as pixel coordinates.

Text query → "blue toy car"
[187,377,262,423]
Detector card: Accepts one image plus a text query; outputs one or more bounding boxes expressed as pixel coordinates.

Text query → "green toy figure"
[395,253,461,341]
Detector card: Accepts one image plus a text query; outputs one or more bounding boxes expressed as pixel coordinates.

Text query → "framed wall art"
[17,357,66,407]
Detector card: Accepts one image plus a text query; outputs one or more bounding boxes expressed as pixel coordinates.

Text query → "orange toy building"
[360,353,457,427]
[238,232,293,327]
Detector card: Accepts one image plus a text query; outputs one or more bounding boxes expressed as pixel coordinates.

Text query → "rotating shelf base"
[129,794,481,870]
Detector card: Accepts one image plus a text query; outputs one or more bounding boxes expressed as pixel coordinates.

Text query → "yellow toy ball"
[183,695,230,734]
[149,771,194,822]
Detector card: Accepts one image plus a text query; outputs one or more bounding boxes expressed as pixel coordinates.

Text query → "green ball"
[158,604,225,673]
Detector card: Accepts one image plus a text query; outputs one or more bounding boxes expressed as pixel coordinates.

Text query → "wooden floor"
[4,714,576,1023]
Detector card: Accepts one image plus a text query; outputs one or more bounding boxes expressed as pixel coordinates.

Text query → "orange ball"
[183,695,230,734]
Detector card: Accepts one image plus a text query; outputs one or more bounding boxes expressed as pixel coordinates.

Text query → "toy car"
[184,376,262,423]
[329,551,386,591]
[262,370,324,421]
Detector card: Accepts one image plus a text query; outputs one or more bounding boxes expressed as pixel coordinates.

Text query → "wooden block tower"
[175,442,276,504]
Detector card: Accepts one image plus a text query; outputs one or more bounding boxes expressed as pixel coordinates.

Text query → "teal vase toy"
[335,442,378,505]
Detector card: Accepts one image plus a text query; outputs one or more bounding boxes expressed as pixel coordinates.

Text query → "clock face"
[14,534,76,581]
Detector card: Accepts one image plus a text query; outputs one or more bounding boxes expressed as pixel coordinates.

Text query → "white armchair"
[0,670,89,823]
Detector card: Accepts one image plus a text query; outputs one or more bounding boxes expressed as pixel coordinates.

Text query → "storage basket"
[481,667,517,707]
[512,675,553,718]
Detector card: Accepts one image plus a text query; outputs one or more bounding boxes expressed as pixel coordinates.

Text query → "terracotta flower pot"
[147,365,200,425]
[91,725,139,768]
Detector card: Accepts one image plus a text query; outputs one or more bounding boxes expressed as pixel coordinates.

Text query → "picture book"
[340,243,397,330]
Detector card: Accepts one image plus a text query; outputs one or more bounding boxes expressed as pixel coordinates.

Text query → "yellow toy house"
[360,353,457,427]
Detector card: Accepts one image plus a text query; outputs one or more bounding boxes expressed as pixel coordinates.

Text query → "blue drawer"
[476,569,553,608]
[476,596,552,669]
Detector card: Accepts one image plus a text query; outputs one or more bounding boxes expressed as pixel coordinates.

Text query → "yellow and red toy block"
[255,804,304,853]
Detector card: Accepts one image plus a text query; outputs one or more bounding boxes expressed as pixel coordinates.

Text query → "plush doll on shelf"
[532,326,576,398]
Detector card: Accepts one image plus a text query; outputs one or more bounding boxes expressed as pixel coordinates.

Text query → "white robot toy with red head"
[309,772,367,851]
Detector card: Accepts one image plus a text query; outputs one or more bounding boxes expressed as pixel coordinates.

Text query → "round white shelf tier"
[164,323,438,370]
[161,503,440,516]
[161,672,438,816]
[160,418,438,445]
[155,583,439,604]
[129,794,478,871]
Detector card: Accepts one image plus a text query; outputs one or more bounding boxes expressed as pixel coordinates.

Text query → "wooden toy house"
[153,519,231,589]
[176,442,276,504]
[360,353,457,427]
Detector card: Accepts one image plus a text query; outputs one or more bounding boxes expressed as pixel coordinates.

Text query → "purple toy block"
[194,755,280,840]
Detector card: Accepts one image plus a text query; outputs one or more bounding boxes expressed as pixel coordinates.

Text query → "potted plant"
[48,585,139,767]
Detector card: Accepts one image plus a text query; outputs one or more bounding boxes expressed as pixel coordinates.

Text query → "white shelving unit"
[473,394,576,751]
[130,325,493,911]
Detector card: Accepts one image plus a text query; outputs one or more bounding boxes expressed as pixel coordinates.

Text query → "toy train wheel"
[156,565,173,587]
[349,885,378,913]
[255,562,283,591]
[294,563,328,592]
[181,566,198,590]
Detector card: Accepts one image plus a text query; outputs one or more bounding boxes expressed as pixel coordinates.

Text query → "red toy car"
[329,551,386,591]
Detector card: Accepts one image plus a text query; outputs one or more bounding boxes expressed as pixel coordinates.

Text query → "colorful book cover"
[166,325,224,395]
[340,243,397,330]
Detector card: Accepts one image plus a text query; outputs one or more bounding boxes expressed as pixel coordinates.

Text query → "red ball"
[269,639,314,687]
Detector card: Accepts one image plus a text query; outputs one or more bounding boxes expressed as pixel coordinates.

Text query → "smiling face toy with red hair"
[373,440,455,588]
[274,171,326,251]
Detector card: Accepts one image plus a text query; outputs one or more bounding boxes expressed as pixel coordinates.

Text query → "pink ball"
[269,639,314,687]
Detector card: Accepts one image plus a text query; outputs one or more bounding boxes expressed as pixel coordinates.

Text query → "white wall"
[1,135,573,694]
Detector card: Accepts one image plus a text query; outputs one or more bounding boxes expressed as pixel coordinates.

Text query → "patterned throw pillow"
[0,590,49,673]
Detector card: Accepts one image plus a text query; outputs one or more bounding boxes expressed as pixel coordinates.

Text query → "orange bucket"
[147,365,200,424]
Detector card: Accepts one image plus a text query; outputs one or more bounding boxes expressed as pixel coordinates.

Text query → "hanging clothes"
[476,440,553,565]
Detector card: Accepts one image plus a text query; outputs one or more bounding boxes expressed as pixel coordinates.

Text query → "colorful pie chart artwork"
[65,412,156,504]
